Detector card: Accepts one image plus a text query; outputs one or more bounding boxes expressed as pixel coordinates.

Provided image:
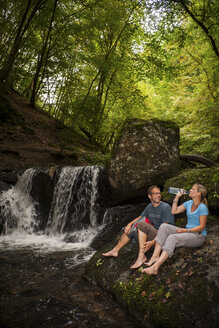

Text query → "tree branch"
[175,0,219,58]
[180,154,218,167]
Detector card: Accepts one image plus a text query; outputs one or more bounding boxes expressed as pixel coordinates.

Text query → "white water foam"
[0,168,38,235]
[0,225,104,253]
[0,166,105,263]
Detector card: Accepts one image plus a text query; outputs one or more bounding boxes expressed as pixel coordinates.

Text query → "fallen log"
[180,154,218,167]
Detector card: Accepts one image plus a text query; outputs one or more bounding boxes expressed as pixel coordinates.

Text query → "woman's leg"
[143,232,205,275]
[142,250,169,275]
[156,223,178,247]
[145,224,177,266]
[144,242,162,266]
[162,232,205,257]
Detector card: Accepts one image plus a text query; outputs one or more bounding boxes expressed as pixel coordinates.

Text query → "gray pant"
[156,223,205,257]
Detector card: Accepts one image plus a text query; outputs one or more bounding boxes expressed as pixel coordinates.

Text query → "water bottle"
[168,187,189,195]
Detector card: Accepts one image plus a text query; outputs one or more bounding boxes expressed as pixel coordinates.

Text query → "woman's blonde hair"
[195,184,208,206]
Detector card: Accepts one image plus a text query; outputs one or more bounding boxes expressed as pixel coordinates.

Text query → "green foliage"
[162,167,219,210]
[96,258,104,267]
[0,0,218,159]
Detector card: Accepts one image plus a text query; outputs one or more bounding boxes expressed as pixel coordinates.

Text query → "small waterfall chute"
[0,168,38,235]
[46,166,101,235]
[0,166,106,262]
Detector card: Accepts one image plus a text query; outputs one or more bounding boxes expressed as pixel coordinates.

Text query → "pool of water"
[0,249,143,328]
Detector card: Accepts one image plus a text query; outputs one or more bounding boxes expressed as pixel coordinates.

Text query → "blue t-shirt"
[183,200,208,236]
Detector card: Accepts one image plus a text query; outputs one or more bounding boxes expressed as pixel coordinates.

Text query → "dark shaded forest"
[0,0,218,161]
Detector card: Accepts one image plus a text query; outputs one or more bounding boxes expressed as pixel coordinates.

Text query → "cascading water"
[0,168,38,235]
[46,166,101,234]
[0,166,105,264]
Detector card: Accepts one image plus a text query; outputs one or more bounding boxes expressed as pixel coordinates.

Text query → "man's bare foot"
[130,256,147,269]
[145,257,159,266]
[141,264,158,275]
[102,249,118,257]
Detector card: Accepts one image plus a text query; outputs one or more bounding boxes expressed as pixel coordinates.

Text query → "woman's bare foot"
[145,256,159,266]
[102,249,118,257]
[141,264,158,275]
[130,256,147,269]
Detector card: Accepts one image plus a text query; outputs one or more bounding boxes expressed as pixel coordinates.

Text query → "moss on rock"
[162,167,219,211]
[84,217,219,328]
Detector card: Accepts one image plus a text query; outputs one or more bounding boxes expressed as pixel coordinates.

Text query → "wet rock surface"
[0,170,18,187]
[85,218,219,328]
[91,203,147,249]
[0,250,144,328]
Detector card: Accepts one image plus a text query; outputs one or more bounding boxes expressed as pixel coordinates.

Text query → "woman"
[142,184,208,275]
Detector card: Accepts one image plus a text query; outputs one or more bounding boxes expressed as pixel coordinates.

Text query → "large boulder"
[108,119,181,202]
[84,217,219,328]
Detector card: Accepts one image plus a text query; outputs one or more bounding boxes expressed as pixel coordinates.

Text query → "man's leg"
[130,229,147,268]
[102,232,130,257]
[130,222,157,269]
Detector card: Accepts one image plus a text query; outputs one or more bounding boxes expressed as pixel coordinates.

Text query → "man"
[102,185,175,269]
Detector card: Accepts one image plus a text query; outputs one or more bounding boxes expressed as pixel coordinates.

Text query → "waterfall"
[0,166,105,261]
[46,166,101,235]
[0,168,38,235]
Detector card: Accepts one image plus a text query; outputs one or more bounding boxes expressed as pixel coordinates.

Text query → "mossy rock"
[162,167,219,211]
[84,219,219,328]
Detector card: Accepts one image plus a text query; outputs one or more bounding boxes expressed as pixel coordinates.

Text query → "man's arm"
[124,204,149,234]
[143,238,156,253]
[124,216,142,235]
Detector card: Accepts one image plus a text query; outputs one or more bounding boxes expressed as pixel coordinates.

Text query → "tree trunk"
[0,0,48,92]
[30,0,58,108]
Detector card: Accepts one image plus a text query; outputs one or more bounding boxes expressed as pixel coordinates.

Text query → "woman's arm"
[177,215,207,233]
[171,192,186,214]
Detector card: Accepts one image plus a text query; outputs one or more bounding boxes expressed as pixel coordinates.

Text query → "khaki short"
[137,221,157,241]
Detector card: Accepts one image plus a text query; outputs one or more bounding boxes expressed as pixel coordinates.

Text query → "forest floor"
[0,89,102,171]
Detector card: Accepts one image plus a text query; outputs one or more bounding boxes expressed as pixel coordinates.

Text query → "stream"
[0,166,143,328]
[0,249,142,328]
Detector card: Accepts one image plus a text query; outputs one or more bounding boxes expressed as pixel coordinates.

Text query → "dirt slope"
[0,89,97,171]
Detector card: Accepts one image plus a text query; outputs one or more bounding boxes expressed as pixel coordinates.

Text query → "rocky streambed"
[0,249,143,328]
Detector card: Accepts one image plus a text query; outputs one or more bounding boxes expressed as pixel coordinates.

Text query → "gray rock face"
[109,119,181,201]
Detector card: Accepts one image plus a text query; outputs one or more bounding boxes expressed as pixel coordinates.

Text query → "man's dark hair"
[147,185,160,195]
